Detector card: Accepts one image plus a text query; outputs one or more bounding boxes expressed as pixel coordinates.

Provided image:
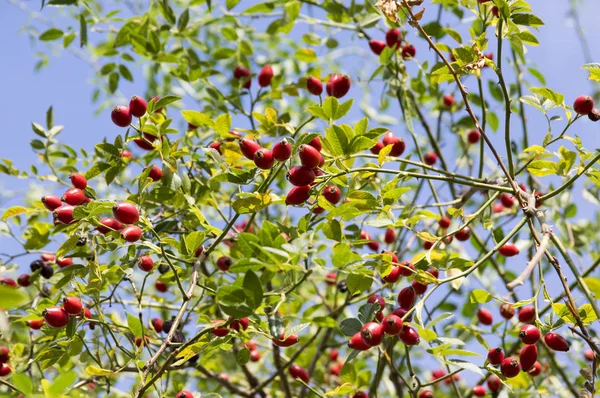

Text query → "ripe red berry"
[519,324,541,344]
[289,364,310,383]
[28,319,44,329]
[258,65,274,87]
[330,349,339,361]
[325,272,337,285]
[229,317,249,332]
[398,261,414,276]
[53,205,75,224]
[544,332,570,352]
[398,286,416,309]
[392,307,412,322]
[306,75,323,96]
[62,296,83,315]
[121,225,143,242]
[386,28,402,48]
[129,96,147,118]
[399,325,420,345]
[298,144,322,168]
[138,255,154,272]
[286,186,311,205]
[382,132,406,156]
[69,173,87,190]
[326,74,351,98]
[155,280,168,293]
[272,332,299,347]
[492,203,504,213]
[520,344,538,372]
[353,392,369,398]
[518,306,535,323]
[0,346,8,363]
[418,391,433,398]
[499,193,515,208]
[382,315,403,335]
[370,141,384,154]
[323,186,341,204]
[383,266,401,284]
[151,318,163,333]
[217,256,232,271]
[250,350,261,362]
[0,278,17,288]
[487,375,501,392]
[42,195,62,211]
[367,294,386,311]
[423,152,437,165]
[369,39,386,55]
[348,331,371,350]
[234,65,251,89]
[17,274,30,287]
[61,188,86,206]
[175,391,193,398]
[412,280,427,295]
[454,227,470,241]
[442,94,455,108]
[97,218,123,234]
[211,320,229,337]
[272,139,292,161]
[254,148,275,170]
[427,268,439,279]
[307,137,322,152]
[111,105,132,127]
[43,306,69,328]
[287,166,316,186]
[134,133,159,151]
[384,228,396,244]
[438,216,450,229]
[499,243,519,257]
[113,202,139,224]
[585,349,595,361]
[361,322,384,346]
[501,357,521,378]
[431,369,446,381]
[120,149,133,159]
[472,385,486,397]
[208,141,222,155]
[239,138,261,160]
[147,165,162,181]
[467,129,481,144]
[487,347,504,365]
[500,303,515,319]
[528,361,542,376]
[573,95,594,115]
[401,44,416,59]
[477,308,493,325]
[0,363,10,377]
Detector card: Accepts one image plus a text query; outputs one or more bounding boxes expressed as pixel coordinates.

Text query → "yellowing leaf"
[2,206,27,220]
[86,365,115,376]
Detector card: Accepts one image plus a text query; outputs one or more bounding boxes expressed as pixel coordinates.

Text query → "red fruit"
[63,297,83,315]
[573,95,594,115]
[134,336,148,348]
[399,261,414,276]
[287,166,316,186]
[369,39,386,55]
[398,286,416,309]
[477,308,493,325]
[412,280,427,295]
[147,165,162,181]
[487,347,504,365]
[361,322,384,346]
[69,173,87,190]
[518,306,535,323]
[473,385,486,397]
[423,152,437,165]
[368,240,380,252]
[28,319,44,330]
[384,228,396,244]
[370,141,384,154]
[399,325,420,345]
[499,243,519,257]
[353,392,368,398]
[83,308,92,319]
[195,246,204,257]
[382,132,406,157]
[298,144,322,168]
[499,193,515,208]
[43,306,69,328]
[250,350,261,362]
[544,332,570,352]
[467,129,481,144]
[120,150,133,159]
[0,278,17,288]
[61,188,86,206]
[42,195,62,211]
[427,268,439,279]
[323,186,341,204]
[121,225,143,242]
[500,303,515,319]
[383,266,401,284]
[520,344,538,372]
[229,317,249,332]
[17,274,30,287]
[325,272,337,285]
[208,141,222,155]
[234,65,251,89]
[176,391,193,398]
[286,186,311,205]
[528,361,542,376]
[129,96,147,118]
[442,94,455,108]
[307,137,322,152]
[0,346,8,363]
[239,138,261,160]
[382,315,403,335]
[138,255,154,272]
[289,364,310,383]
[134,133,159,150]
[53,205,75,224]
[418,391,433,398]
[454,227,470,241]
[97,218,123,234]
[113,202,139,224]
[155,281,168,293]
[272,139,292,161]
[258,65,274,87]
[519,324,541,344]
[330,349,339,361]
[272,332,299,347]
[111,105,132,127]
[438,216,450,229]
[401,44,416,59]
[375,311,384,323]
[431,369,446,381]
[585,349,595,361]
[306,76,323,96]
[216,256,232,271]
[151,318,163,333]
[487,375,501,392]
[326,74,351,98]
[501,357,521,378]
[254,148,275,170]
[386,28,402,48]
[367,294,385,311]
[492,203,504,213]
[211,320,230,337]
[348,332,371,350]
[0,363,10,377]
[392,307,412,322]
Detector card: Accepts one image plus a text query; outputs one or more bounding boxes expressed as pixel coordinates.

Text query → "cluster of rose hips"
[0,345,11,377]
[110,95,149,128]
[41,172,90,226]
[233,64,274,89]
[573,95,600,121]
[40,296,93,330]
[305,73,351,99]
[368,28,416,60]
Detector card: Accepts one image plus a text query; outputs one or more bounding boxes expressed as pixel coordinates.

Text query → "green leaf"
[155,95,181,110]
[232,192,272,214]
[86,365,115,376]
[469,289,492,304]
[557,146,576,176]
[39,28,64,41]
[294,48,317,63]
[243,270,263,310]
[217,286,256,318]
[181,110,214,128]
[340,362,357,384]
[11,374,33,395]
[226,0,240,10]
[214,113,232,135]
[527,160,557,177]
[48,371,77,396]
[324,125,350,156]
[530,87,564,106]
[582,63,600,82]
[2,206,27,220]
[79,13,87,47]
[511,13,544,28]
[0,285,29,309]
[177,9,190,32]
[339,318,362,336]
[584,277,600,297]
[346,273,373,295]
[357,303,379,324]
[127,313,143,337]
[237,348,250,365]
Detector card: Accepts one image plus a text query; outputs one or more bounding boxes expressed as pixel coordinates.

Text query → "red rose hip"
[42,195,62,211]
[501,357,521,378]
[544,332,570,352]
[138,255,154,272]
[369,39,386,55]
[253,148,275,170]
[121,225,142,242]
[573,95,594,115]
[113,202,139,224]
[129,96,147,117]
[477,308,493,325]
[258,65,274,87]
[306,76,323,96]
[487,347,504,365]
[69,173,87,189]
[43,306,69,328]
[111,105,132,127]
[286,186,311,205]
[272,139,292,161]
[499,243,519,257]
[287,166,316,186]
[326,74,351,98]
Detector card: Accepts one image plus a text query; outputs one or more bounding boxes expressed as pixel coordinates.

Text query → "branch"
[506,232,550,289]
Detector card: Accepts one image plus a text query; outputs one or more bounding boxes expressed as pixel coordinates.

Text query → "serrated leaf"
[469,289,492,303]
